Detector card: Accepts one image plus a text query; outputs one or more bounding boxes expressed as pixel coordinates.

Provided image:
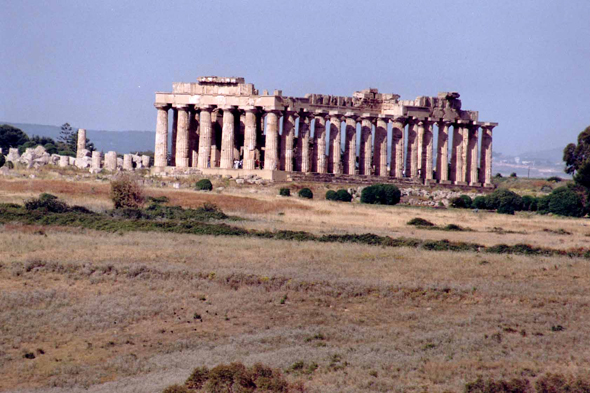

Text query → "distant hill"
[1,122,155,154]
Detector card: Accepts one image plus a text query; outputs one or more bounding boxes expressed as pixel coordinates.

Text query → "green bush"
[521,195,537,211]
[360,184,401,206]
[537,195,551,214]
[486,189,523,212]
[547,176,562,183]
[110,175,145,209]
[0,153,5,168]
[161,362,296,393]
[472,196,488,209]
[326,190,337,201]
[450,195,472,208]
[465,376,531,393]
[298,188,313,199]
[279,187,291,197]
[24,193,69,213]
[510,172,517,178]
[335,189,353,202]
[547,187,585,217]
[195,179,213,191]
[407,217,434,227]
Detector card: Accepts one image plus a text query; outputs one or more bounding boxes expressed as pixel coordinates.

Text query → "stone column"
[280,111,296,172]
[436,121,450,183]
[450,124,461,183]
[406,118,418,178]
[91,151,101,169]
[220,107,236,169]
[105,151,117,171]
[171,108,178,165]
[467,124,480,185]
[264,110,280,170]
[374,117,388,177]
[243,107,257,170]
[461,124,470,184]
[359,115,373,175]
[297,113,311,173]
[328,112,342,174]
[343,114,357,175]
[422,119,434,180]
[188,107,199,168]
[76,129,86,159]
[416,120,425,177]
[123,154,133,170]
[480,124,495,186]
[154,103,170,167]
[174,105,189,168]
[197,106,213,169]
[314,113,327,174]
[142,155,151,168]
[390,117,405,178]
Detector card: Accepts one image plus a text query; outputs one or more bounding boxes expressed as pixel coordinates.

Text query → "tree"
[58,123,94,155]
[360,184,401,206]
[0,124,29,152]
[563,125,590,174]
[547,186,585,217]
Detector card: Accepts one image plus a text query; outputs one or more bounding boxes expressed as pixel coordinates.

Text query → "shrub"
[495,173,503,178]
[298,188,313,199]
[360,184,401,206]
[326,190,338,201]
[110,175,144,209]
[547,187,585,217]
[335,189,353,202]
[279,187,291,197]
[195,178,213,191]
[24,193,68,213]
[547,176,562,183]
[162,385,189,393]
[486,189,523,212]
[537,195,551,214]
[521,195,537,211]
[472,196,488,209]
[147,196,170,204]
[535,373,590,393]
[510,172,517,178]
[163,362,296,393]
[407,217,434,227]
[451,195,472,208]
[465,376,531,393]
[0,153,5,168]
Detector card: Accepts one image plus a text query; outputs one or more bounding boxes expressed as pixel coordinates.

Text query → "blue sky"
[1,0,589,155]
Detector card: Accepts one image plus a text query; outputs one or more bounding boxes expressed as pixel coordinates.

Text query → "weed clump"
[279,187,291,197]
[163,362,303,392]
[450,195,472,209]
[110,175,144,209]
[195,179,213,191]
[360,184,400,206]
[407,217,434,227]
[298,188,313,199]
[25,193,69,213]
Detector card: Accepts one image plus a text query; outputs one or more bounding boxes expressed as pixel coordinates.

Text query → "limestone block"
[78,149,91,158]
[33,145,47,156]
[76,156,91,169]
[6,148,20,163]
[49,154,60,165]
[76,129,86,159]
[35,153,51,165]
[59,155,69,167]
[69,157,77,166]
[117,157,124,168]
[141,155,151,168]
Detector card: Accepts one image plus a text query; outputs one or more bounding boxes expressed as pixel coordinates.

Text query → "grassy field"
[1,177,590,392]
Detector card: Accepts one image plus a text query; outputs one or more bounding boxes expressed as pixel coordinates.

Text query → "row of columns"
[154,104,494,186]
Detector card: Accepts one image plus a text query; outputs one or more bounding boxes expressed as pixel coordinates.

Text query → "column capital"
[241,106,259,114]
[481,122,498,131]
[172,104,189,110]
[313,110,329,119]
[154,103,170,110]
[392,116,407,124]
[297,111,312,119]
[344,111,359,120]
[360,113,376,121]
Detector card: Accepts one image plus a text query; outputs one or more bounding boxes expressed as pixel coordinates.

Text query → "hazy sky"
[1,0,589,155]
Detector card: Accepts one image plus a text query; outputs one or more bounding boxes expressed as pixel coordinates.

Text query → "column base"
[176,158,189,168]
[438,180,452,185]
[483,183,495,188]
[454,181,468,186]
[469,182,482,187]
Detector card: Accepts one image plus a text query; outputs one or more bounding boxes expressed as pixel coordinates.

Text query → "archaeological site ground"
[1,164,590,392]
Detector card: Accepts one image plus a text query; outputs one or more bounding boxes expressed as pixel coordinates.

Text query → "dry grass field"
[1,176,590,392]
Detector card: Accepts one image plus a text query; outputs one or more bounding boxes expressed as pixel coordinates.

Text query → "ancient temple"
[153,76,497,187]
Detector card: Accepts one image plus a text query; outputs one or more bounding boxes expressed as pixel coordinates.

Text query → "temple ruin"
[153,76,497,187]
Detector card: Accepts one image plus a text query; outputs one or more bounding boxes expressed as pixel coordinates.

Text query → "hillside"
[0,121,155,154]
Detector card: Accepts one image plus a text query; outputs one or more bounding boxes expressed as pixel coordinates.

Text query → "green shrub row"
[326,189,352,202]
[452,187,585,217]
[3,196,590,259]
[465,373,590,393]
